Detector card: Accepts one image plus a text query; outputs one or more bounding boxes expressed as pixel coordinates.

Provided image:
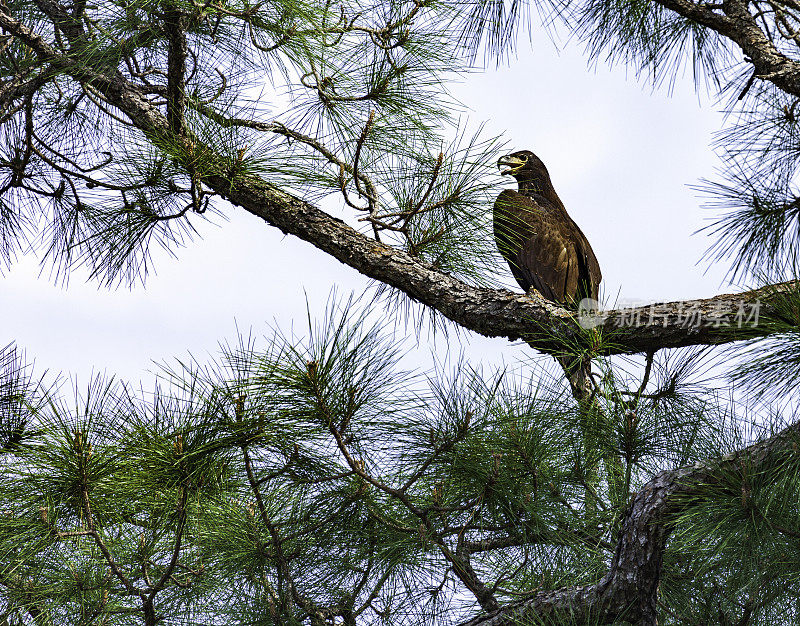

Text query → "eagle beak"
[497,155,526,176]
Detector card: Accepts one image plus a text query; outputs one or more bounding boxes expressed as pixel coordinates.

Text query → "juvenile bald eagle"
[494,150,601,307]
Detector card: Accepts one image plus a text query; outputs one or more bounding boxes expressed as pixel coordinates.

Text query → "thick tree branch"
[207,179,794,356]
[164,3,187,135]
[456,417,800,626]
[652,0,800,96]
[0,6,793,359]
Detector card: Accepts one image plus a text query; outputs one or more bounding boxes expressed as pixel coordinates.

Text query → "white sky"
[2,29,734,385]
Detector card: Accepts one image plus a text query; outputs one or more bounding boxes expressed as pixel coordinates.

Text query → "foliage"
[2,0,800,624]
[4,305,789,625]
[0,0,507,291]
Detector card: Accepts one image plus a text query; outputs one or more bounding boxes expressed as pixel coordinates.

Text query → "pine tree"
[1,0,800,624]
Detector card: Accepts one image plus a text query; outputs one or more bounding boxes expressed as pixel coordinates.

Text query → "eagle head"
[497,150,548,178]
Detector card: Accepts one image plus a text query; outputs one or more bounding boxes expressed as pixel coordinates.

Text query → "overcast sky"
[3,27,733,386]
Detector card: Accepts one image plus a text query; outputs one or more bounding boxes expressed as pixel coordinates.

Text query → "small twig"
[146,489,188,596]
[242,442,318,617]
[248,20,294,53]
[338,162,368,212]
[636,349,656,397]
[412,152,443,216]
[199,67,226,105]
[352,109,375,200]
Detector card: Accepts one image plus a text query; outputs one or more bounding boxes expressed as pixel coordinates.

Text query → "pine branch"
[456,415,800,626]
[208,178,796,356]
[1,3,791,357]
[164,3,187,135]
[651,0,800,96]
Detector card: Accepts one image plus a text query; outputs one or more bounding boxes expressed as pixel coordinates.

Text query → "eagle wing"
[494,190,600,305]
[569,215,602,302]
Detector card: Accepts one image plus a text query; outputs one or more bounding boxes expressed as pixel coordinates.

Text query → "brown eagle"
[494,150,601,307]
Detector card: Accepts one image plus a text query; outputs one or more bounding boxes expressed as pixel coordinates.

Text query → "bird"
[493,150,601,308]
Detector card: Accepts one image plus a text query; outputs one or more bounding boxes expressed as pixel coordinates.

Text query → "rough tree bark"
[0,7,789,358]
[457,418,800,626]
[2,2,799,622]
